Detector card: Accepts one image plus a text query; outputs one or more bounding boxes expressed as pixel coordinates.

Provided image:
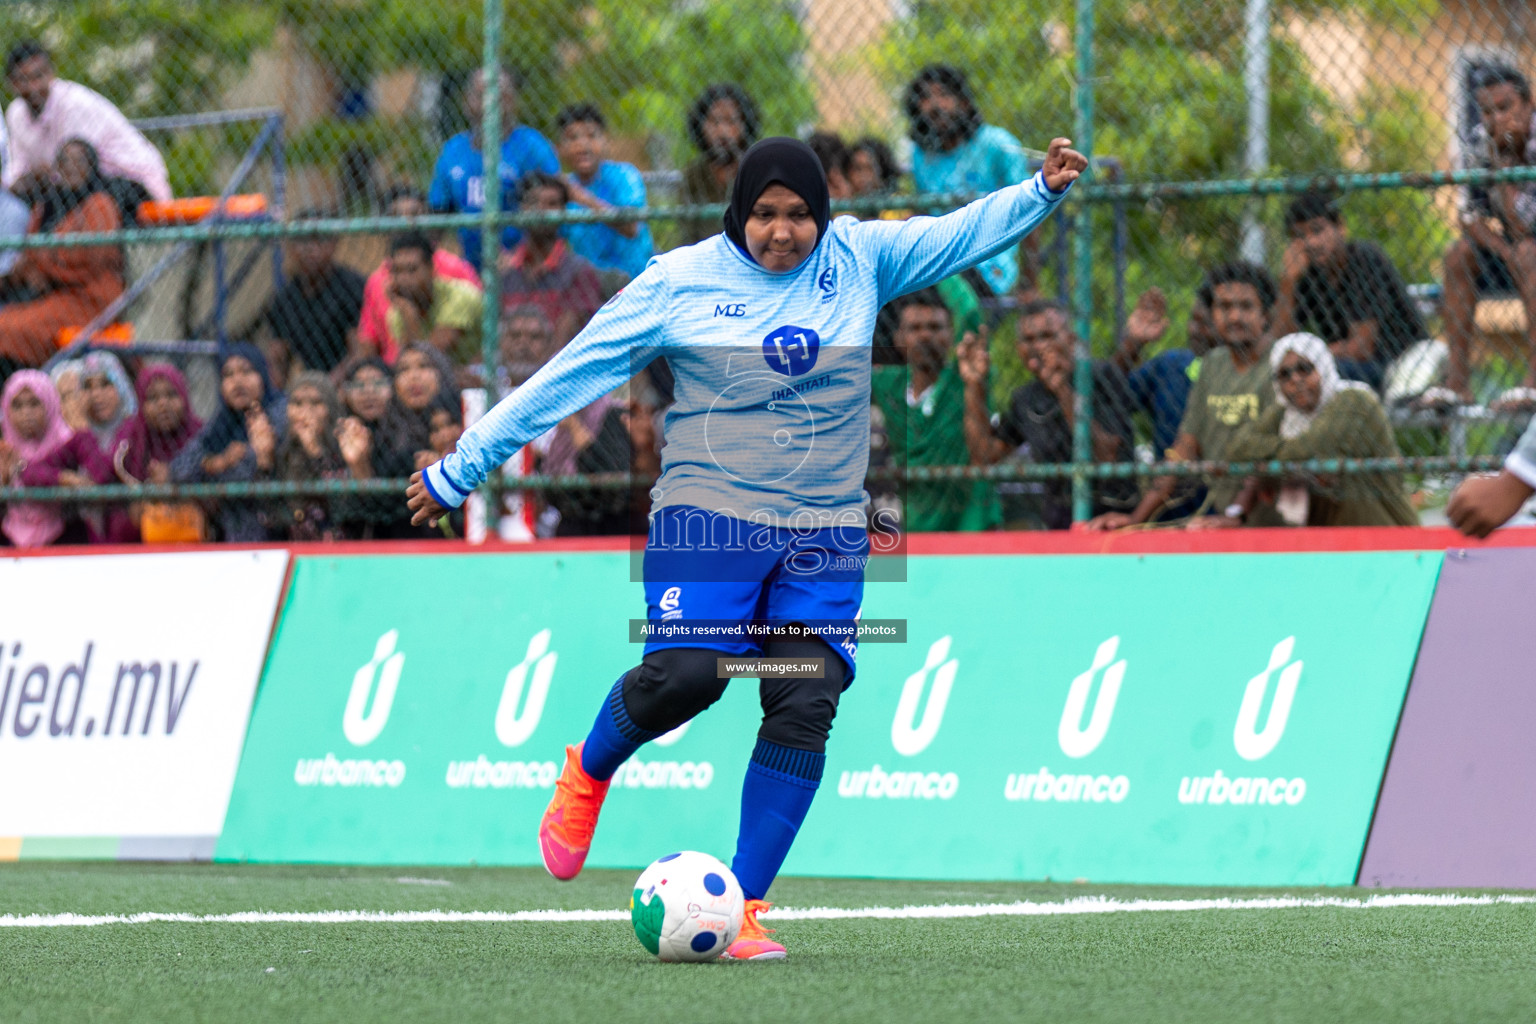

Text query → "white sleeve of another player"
[423,264,668,509]
[856,170,1070,305]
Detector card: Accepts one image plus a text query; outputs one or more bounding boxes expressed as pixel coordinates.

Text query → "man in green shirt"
[1088,261,1278,530]
[384,232,483,367]
[870,288,999,531]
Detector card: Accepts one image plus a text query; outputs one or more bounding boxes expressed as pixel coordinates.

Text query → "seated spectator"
[807,130,851,199]
[429,65,558,272]
[0,139,124,372]
[380,232,482,367]
[537,390,644,537]
[357,186,479,363]
[870,289,999,531]
[556,103,654,282]
[1089,262,1279,531]
[679,83,759,245]
[171,343,287,542]
[335,355,418,479]
[269,372,369,541]
[846,137,898,198]
[904,65,1028,296]
[0,369,81,546]
[496,304,560,389]
[78,351,135,451]
[1273,191,1424,393]
[1442,64,1536,407]
[393,343,458,468]
[3,41,170,204]
[426,394,464,462]
[263,208,366,380]
[990,298,1137,529]
[1228,333,1417,526]
[49,357,88,430]
[110,363,204,543]
[501,174,604,345]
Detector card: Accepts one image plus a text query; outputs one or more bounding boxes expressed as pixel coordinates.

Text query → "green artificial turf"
[2,863,1534,1023]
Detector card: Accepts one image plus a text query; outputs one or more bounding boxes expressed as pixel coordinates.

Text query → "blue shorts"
[641,506,867,684]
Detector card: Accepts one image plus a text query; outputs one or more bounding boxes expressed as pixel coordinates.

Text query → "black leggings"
[620,637,846,753]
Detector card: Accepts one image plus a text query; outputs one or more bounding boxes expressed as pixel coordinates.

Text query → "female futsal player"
[407,135,1085,959]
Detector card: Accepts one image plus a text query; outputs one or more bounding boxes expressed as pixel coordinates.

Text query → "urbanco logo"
[1058,636,1126,758]
[1233,636,1302,761]
[343,630,404,747]
[891,636,957,756]
[495,629,557,748]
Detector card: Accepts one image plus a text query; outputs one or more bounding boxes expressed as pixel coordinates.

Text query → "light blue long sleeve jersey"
[423,170,1070,526]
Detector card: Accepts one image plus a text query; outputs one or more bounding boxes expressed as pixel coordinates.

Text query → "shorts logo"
[659,587,682,612]
[1058,637,1126,758]
[495,629,557,748]
[762,325,821,376]
[891,636,957,756]
[1233,637,1302,761]
[343,630,405,747]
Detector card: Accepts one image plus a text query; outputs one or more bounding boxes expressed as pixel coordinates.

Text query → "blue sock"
[730,738,825,901]
[579,674,661,780]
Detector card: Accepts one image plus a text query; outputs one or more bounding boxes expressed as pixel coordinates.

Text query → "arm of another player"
[860,138,1086,303]
[1447,416,1536,538]
[407,266,668,525]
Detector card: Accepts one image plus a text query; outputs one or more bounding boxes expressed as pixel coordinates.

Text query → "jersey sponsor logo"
[495,630,557,748]
[761,324,821,376]
[343,630,405,747]
[1058,637,1126,758]
[1233,637,1302,761]
[817,267,837,303]
[713,303,747,317]
[891,636,957,756]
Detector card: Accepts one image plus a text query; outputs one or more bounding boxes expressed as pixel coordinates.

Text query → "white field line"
[1,893,1533,929]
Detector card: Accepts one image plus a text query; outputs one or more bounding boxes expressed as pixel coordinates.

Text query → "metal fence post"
[479,0,504,538]
[1070,0,1096,524]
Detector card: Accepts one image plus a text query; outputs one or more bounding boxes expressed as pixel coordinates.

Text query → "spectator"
[270,372,365,541]
[20,353,135,544]
[869,289,999,531]
[49,357,88,430]
[429,65,558,271]
[357,185,479,363]
[380,231,482,367]
[0,369,79,546]
[263,208,366,380]
[393,343,458,469]
[846,136,898,198]
[0,139,124,372]
[426,393,464,462]
[903,65,1029,296]
[2,41,170,204]
[332,354,422,538]
[678,83,759,245]
[990,298,1137,529]
[1272,191,1425,393]
[538,390,651,537]
[497,304,560,389]
[171,343,287,542]
[109,363,204,543]
[501,173,604,345]
[1228,333,1417,526]
[1442,64,1536,407]
[807,130,851,199]
[1089,262,1279,531]
[555,103,654,281]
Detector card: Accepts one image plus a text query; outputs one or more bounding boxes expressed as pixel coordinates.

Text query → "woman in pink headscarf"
[0,370,78,546]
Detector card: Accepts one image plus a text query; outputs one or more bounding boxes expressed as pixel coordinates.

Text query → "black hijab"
[722,137,831,260]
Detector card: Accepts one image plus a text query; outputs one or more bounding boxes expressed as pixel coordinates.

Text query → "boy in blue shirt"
[556,103,654,281]
[428,66,558,271]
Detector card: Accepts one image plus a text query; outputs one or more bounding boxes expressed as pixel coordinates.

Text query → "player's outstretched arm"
[860,137,1087,303]
[1448,417,1536,537]
[407,266,668,521]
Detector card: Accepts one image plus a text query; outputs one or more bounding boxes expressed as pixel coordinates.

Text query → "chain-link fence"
[0,0,1533,543]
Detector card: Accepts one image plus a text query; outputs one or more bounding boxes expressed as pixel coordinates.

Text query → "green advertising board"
[217,550,1442,885]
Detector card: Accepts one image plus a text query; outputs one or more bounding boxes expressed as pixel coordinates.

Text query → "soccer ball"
[630,851,745,962]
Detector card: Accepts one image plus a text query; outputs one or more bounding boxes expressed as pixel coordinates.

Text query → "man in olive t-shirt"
[1088,261,1277,530]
